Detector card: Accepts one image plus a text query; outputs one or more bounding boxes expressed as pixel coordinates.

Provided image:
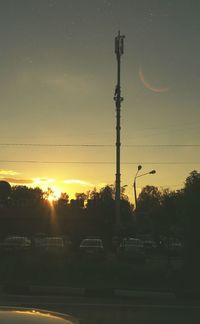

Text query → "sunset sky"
[0,0,200,201]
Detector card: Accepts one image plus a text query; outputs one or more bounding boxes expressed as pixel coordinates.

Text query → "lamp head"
[138,165,142,171]
[149,170,156,174]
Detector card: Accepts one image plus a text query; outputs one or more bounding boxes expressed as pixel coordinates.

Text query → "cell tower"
[114,31,125,231]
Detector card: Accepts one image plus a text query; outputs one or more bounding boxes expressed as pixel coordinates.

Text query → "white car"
[3,236,31,250]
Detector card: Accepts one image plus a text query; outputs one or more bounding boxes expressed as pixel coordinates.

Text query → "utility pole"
[114,31,125,231]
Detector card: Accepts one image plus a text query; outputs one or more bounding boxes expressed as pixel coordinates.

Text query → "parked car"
[167,241,184,256]
[142,240,157,254]
[3,236,31,251]
[118,238,146,263]
[33,233,46,249]
[111,236,121,252]
[79,238,104,259]
[42,236,65,252]
[63,236,72,254]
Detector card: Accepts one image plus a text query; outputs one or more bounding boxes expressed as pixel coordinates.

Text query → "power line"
[0,160,114,164]
[1,143,200,148]
[0,160,200,165]
[0,143,113,147]
[124,144,200,147]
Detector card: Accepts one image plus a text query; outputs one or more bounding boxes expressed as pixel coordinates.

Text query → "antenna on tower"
[115,30,125,56]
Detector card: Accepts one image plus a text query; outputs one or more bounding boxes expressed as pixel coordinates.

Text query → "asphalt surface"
[1,294,200,324]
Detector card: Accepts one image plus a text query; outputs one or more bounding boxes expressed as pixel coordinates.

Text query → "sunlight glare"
[46,187,62,202]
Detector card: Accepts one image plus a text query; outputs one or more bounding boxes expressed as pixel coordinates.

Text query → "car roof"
[0,307,78,323]
[123,238,141,241]
[82,238,102,242]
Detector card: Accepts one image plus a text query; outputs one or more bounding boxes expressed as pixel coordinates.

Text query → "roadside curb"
[1,284,176,299]
[3,284,30,295]
[114,289,175,299]
[30,286,85,296]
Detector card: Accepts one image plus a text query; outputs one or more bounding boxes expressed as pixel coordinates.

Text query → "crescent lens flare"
[139,65,169,93]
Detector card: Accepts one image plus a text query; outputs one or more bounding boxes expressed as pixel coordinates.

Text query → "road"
[0,294,200,324]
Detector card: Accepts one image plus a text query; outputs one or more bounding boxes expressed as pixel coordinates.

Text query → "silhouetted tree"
[75,192,88,208]
[11,186,44,207]
[182,170,200,287]
[0,181,11,204]
[160,189,184,237]
[136,185,162,234]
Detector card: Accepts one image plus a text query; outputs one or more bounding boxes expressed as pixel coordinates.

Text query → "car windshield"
[0,1,200,323]
[124,240,141,246]
[81,240,102,247]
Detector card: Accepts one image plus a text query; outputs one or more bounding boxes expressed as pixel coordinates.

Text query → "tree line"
[0,170,199,247]
[0,170,199,288]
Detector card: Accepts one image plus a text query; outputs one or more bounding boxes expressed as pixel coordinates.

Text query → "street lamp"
[133,166,156,210]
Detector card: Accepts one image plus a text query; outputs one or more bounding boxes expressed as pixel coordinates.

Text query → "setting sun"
[45,187,62,202]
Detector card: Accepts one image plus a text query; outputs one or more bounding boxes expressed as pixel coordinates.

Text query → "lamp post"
[133,165,156,210]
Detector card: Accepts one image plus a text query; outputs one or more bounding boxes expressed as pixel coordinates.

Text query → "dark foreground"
[1,294,200,324]
[0,250,183,291]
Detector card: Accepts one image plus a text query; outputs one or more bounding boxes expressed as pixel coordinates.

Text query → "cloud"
[0,178,33,184]
[64,179,95,187]
[0,170,20,176]
[63,180,109,189]
[32,178,55,184]
[96,182,107,188]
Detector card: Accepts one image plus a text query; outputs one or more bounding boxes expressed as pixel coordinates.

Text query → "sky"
[0,0,200,201]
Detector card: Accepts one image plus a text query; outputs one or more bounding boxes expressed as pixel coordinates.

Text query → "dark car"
[142,240,157,254]
[79,238,104,259]
[118,238,146,263]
